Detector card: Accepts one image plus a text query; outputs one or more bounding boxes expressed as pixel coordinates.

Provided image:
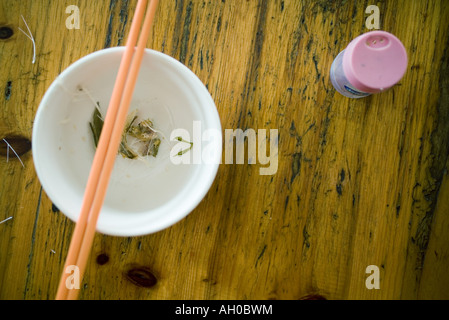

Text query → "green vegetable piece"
[89,106,162,160]
[90,107,104,148]
[119,140,138,159]
[174,137,193,156]
[148,138,161,157]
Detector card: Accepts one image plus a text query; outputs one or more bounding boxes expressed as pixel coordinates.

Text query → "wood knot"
[96,254,110,266]
[0,26,14,40]
[0,136,32,158]
[125,267,157,288]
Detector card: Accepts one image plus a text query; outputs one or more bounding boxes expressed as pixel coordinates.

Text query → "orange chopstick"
[55,0,159,300]
[55,0,148,299]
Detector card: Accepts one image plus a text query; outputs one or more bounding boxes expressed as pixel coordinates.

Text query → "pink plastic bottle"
[330,31,408,98]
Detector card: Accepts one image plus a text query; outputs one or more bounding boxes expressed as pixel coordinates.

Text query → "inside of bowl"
[33,48,221,235]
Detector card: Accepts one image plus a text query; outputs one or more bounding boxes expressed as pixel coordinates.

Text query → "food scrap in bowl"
[89,105,162,159]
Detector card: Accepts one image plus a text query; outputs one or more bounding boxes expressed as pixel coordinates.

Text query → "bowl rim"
[32,47,222,237]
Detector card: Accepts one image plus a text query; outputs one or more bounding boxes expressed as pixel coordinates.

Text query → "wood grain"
[0,0,448,300]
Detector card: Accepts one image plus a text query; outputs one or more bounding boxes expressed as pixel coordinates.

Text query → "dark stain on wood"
[0,26,14,40]
[241,0,268,107]
[171,0,185,59]
[319,102,332,148]
[336,183,342,196]
[289,121,298,137]
[51,203,60,213]
[0,136,32,158]
[291,152,302,184]
[4,81,12,101]
[199,49,204,70]
[103,0,130,47]
[340,169,345,182]
[312,54,321,81]
[284,195,289,211]
[117,0,130,46]
[216,16,222,32]
[180,1,193,64]
[302,226,310,249]
[96,254,110,265]
[336,169,345,196]
[125,266,158,288]
[288,14,307,74]
[104,0,118,48]
[412,35,449,278]
[23,187,42,299]
[255,244,267,267]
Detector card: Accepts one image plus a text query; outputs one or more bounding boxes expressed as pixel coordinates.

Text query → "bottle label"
[344,85,370,97]
[330,50,372,99]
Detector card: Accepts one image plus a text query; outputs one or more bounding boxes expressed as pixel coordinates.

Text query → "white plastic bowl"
[32,47,222,237]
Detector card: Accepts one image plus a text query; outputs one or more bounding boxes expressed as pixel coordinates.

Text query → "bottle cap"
[343,31,408,93]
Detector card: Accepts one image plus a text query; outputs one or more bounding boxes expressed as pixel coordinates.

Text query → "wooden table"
[0,0,448,300]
